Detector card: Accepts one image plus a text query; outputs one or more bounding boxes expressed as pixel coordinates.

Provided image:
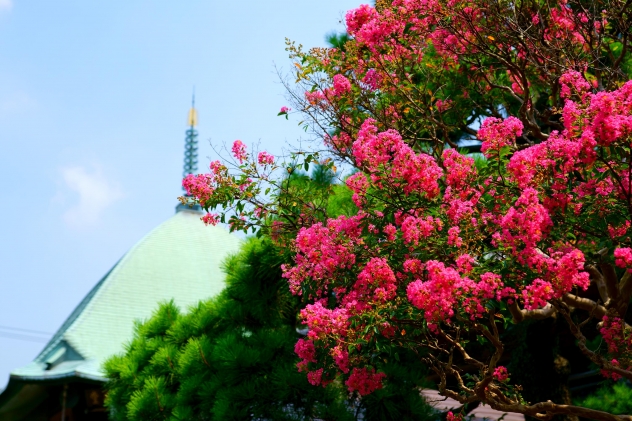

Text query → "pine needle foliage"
[575,382,632,415]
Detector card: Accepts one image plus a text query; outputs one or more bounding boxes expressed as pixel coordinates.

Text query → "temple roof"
[9,209,242,383]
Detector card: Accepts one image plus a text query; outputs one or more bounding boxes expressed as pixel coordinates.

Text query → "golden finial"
[187,89,197,127]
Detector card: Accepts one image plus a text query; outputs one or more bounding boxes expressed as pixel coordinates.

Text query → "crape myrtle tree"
[105,178,436,421]
[180,0,632,420]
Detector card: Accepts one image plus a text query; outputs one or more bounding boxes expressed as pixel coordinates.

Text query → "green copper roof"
[10,209,242,382]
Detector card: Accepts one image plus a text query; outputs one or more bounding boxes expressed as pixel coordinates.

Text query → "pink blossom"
[442,149,476,189]
[363,69,380,90]
[559,71,592,100]
[522,279,554,310]
[493,366,509,382]
[346,172,370,207]
[383,224,397,242]
[333,74,352,96]
[476,272,512,300]
[403,259,424,277]
[257,151,275,165]
[435,99,453,112]
[283,215,363,295]
[201,212,219,226]
[354,257,397,301]
[478,116,523,156]
[447,412,463,421]
[600,316,624,354]
[307,369,324,386]
[183,174,214,203]
[609,221,631,239]
[601,361,623,381]
[345,4,378,35]
[300,301,349,340]
[345,367,386,395]
[279,106,290,113]
[294,338,316,362]
[547,248,590,293]
[456,254,475,274]
[304,90,327,108]
[401,215,442,245]
[497,188,552,256]
[352,119,443,197]
[447,226,463,247]
[407,260,475,324]
[614,248,632,272]
[331,346,350,373]
[231,140,247,163]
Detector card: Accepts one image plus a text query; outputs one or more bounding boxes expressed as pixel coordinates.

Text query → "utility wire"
[0,331,50,343]
[0,324,53,336]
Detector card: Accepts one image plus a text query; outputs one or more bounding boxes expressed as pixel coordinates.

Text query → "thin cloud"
[61,165,123,229]
[0,0,12,12]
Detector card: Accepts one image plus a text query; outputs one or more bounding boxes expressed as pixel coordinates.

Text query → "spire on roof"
[177,91,203,213]
[183,91,199,183]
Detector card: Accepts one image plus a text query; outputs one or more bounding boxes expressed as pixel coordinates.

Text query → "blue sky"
[0,0,361,388]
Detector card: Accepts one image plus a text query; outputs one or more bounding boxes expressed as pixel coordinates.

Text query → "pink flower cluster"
[201,213,219,226]
[300,301,349,341]
[599,317,632,380]
[600,316,625,354]
[401,215,442,245]
[442,149,477,189]
[304,90,327,108]
[332,74,352,96]
[331,346,350,373]
[522,279,554,310]
[345,367,386,395]
[447,412,463,421]
[352,119,442,197]
[493,366,509,382]
[231,140,247,163]
[615,248,632,272]
[362,69,380,90]
[307,368,324,386]
[406,260,474,325]
[447,226,463,247]
[183,174,214,203]
[283,215,363,296]
[507,131,583,189]
[478,116,523,156]
[496,188,552,255]
[354,257,397,302]
[295,338,316,372]
[588,81,632,146]
[346,4,403,50]
[345,4,378,34]
[257,151,275,166]
[559,70,592,100]
[601,360,623,382]
[345,172,370,207]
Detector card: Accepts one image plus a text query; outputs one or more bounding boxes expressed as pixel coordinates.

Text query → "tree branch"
[600,263,620,303]
[561,293,607,319]
[555,301,632,382]
[586,264,609,304]
[616,271,632,317]
[508,301,556,323]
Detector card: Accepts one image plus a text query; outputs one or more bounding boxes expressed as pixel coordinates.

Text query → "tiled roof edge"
[34,258,123,362]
